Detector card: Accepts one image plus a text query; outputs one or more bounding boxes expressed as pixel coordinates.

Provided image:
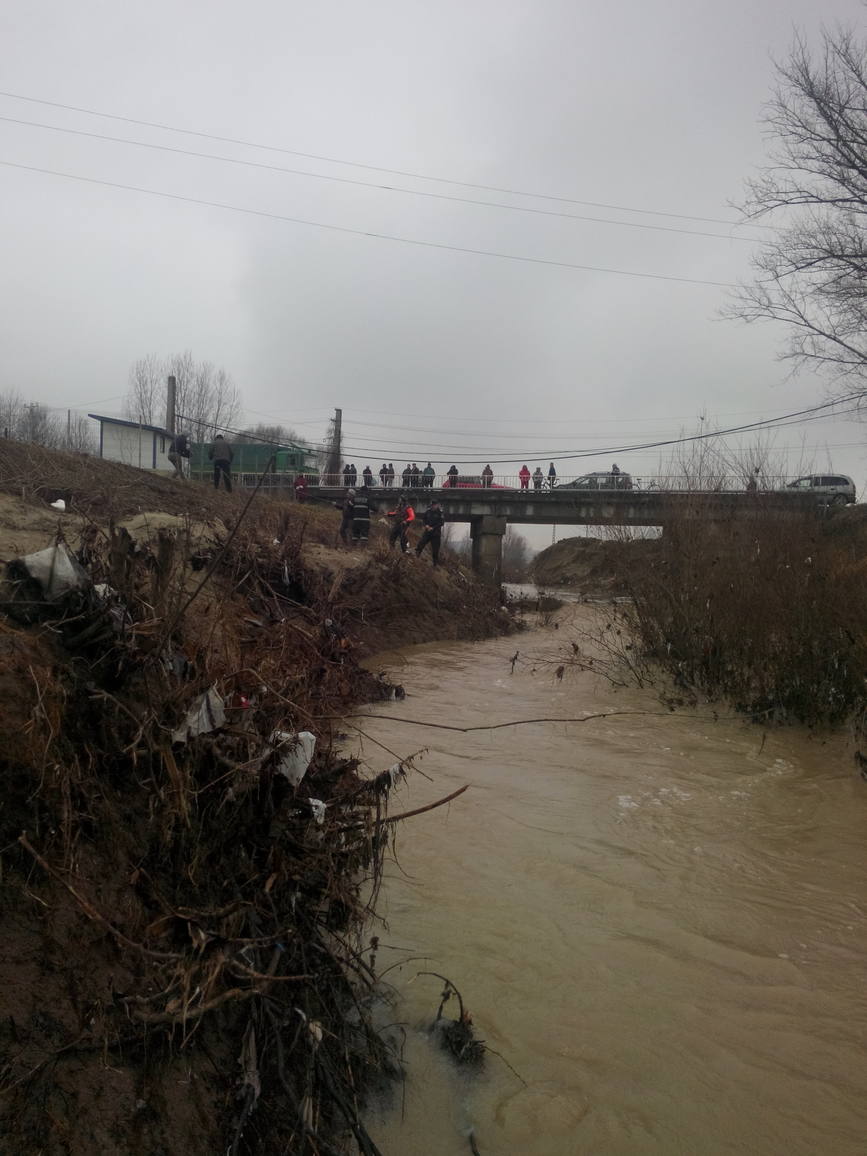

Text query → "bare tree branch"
[727,25,867,394]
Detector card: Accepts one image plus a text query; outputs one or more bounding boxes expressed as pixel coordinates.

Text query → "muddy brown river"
[352,606,867,1155]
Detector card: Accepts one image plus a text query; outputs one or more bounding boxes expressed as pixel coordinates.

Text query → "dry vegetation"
[618,498,867,725]
[0,441,510,1154]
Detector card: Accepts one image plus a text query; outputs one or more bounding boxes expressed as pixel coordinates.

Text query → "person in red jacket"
[518,464,531,490]
[387,497,415,552]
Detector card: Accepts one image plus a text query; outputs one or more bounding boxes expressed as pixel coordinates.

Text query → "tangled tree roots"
[0,507,421,1155]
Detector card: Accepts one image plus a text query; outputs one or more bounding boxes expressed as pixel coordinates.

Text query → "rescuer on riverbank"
[336,488,355,545]
[351,485,374,546]
[415,500,445,566]
[388,496,414,552]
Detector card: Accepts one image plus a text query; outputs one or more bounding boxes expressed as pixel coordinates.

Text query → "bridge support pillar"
[470,516,506,584]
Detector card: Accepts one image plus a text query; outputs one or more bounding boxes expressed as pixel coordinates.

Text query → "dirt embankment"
[531,535,660,596]
[0,441,511,1155]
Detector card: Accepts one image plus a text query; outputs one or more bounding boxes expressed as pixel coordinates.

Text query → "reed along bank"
[533,498,867,730]
[0,441,511,1155]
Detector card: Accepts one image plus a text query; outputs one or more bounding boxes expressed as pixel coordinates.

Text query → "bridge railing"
[305,473,801,493]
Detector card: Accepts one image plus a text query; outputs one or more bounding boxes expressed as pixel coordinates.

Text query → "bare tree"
[728,27,867,392]
[0,389,26,439]
[126,354,164,424]
[502,526,532,581]
[125,352,242,437]
[237,422,308,447]
[62,413,97,453]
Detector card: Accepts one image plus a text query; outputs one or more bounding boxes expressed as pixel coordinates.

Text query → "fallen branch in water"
[336,784,468,831]
[340,709,674,732]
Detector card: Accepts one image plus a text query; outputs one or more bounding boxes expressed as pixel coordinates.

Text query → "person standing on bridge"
[482,464,494,488]
[415,500,445,566]
[387,462,395,487]
[547,462,557,489]
[379,463,388,487]
[447,464,459,488]
[422,462,436,487]
[209,434,233,492]
[533,466,544,490]
[519,464,530,490]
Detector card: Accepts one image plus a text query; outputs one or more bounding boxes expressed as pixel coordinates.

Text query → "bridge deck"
[314,485,818,527]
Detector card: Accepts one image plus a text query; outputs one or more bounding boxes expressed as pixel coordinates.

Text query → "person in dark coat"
[342,463,351,486]
[547,462,557,489]
[168,431,191,479]
[447,464,459,488]
[348,464,358,487]
[533,467,544,490]
[362,465,374,487]
[336,489,355,545]
[415,500,445,565]
[387,463,395,487]
[351,486,374,546]
[294,473,308,502]
[422,462,436,487]
[482,464,494,488]
[379,463,388,487]
[401,464,412,487]
[208,434,233,491]
[410,463,421,487]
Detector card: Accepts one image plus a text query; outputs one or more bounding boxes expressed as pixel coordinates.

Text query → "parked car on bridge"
[785,473,856,505]
[560,471,633,491]
[444,474,512,489]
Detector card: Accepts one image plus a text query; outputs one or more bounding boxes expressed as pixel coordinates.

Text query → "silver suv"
[786,473,856,505]
[562,470,633,491]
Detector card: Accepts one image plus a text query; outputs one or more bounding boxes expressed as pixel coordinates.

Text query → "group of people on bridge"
[339,462,564,489]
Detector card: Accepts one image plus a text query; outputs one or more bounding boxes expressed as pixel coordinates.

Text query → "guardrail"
[304,473,807,493]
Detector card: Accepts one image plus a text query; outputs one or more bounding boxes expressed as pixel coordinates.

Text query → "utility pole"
[324,407,342,484]
[165,375,177,435]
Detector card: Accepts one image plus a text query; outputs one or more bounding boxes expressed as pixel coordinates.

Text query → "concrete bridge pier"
[470,515,506,584]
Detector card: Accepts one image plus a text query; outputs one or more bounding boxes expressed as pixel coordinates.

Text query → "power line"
[0,114,761,245]
[335,407,863,464]
[204,394,862,466]
[0,160,736,287]
[0,89,774,231]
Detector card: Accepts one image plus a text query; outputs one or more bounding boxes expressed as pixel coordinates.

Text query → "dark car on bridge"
[560,471,633,491]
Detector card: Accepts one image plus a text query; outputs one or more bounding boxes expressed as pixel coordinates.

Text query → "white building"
[89,414,173,473]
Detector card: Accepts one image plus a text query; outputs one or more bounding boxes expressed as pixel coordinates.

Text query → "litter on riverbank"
[0,444,510,1154]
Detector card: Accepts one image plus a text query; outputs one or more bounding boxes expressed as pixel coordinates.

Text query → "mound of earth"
[0,441,511,1154]
[531,535,660,595]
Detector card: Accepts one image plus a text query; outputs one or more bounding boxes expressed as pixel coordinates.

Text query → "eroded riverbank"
[355,606,867,1155]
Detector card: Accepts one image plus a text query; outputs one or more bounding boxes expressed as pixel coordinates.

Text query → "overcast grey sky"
[2,0,866,513]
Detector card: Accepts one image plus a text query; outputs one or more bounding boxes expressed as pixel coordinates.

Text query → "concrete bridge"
[315,485,818,583]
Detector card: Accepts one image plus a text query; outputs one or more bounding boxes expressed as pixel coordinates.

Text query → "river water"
[353,606,867,1156]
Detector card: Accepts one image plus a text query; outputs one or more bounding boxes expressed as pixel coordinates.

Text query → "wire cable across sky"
[0,160,738,287]
[0,89,775,231]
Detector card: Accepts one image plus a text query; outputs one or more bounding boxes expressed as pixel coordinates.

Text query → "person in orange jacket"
[387,496,415,552]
